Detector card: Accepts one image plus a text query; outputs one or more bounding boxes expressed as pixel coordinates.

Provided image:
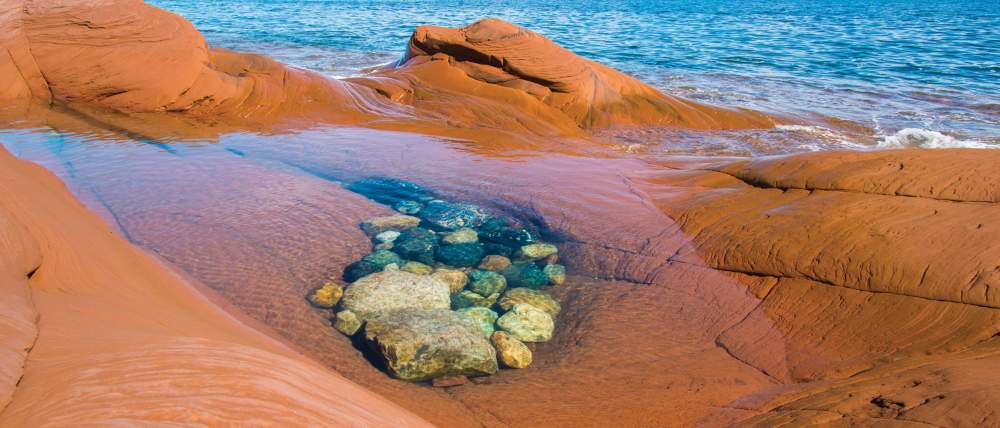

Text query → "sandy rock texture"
[0,146,430,426]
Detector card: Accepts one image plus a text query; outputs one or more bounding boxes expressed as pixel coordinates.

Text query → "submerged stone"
[468,270,507,297]
[431,268,469,293]
[451,290,500,310]
[362,249,404,271]
[339,269,451,323]
[347,178,436,206]
[307,282,344,309]
[498,287,561,317]
[360,215,420,236]
[457,307,499,337]
[543,264,566,285]
[419,200,490,230]
[491,331,532,369]
[401,261,433,275]
[478,255,512,272]
[343,259,379,283]
[333,310,362,336]
[482,242,514,257]
[364,308,498,381]
[480,225,538,248]
[374,230,400,244]
[442,228,478,244]
[496,303,554,343]
[502,262,549,289]
[517,243,558,260]
[435,242,485,268]
[393,200,422,215]
[392,227,438,265]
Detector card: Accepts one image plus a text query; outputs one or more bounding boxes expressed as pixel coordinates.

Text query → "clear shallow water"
[149,0,1000,151]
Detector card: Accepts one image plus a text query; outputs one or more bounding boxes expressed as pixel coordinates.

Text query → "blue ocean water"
[148,0,1000,149]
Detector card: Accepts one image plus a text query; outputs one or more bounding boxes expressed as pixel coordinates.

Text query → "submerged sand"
[1,1,999,427]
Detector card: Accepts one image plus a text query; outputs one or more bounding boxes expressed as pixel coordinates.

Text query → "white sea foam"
[876,128,997,149]
[775,125,868,150]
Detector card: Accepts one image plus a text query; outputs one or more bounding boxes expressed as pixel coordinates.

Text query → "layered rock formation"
[1,0,998,427]
[634,149,1000,425]
[1,0,776,137]
[371,18,776,131]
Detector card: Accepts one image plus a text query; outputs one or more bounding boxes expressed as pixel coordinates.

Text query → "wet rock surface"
[364,308,499,381]
[315,179,569,381]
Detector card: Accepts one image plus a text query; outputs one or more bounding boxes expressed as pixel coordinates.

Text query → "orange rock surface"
[0,146,430,426]
[1,0,998,427]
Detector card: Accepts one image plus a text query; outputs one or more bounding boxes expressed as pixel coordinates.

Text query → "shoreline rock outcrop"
[1,0,778,138]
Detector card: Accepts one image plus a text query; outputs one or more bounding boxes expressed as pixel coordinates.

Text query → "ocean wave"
[876,128,997,149]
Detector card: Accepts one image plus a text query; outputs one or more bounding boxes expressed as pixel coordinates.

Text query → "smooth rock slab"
[339,268,451,323]
[496,303,554,343]
[492,331,533,369]
[364,308,498,381]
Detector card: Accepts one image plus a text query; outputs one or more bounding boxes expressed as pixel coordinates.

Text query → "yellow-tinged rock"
[491,331,532,368]
[307,282,344,309]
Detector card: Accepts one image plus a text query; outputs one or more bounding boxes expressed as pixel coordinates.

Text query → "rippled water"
[148,0,1000,150]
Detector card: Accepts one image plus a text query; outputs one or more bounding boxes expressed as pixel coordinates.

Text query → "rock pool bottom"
[0,123,788,426]
[309,178,567,382]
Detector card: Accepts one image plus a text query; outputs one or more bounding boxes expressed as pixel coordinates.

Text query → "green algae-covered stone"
[364,308,498,381]
[543,263,566,285]
[498,287,561,317]
[435,242,485,268]
[451,290,500,310]
[482,242,514,257]
[362,249,404,270]
[502,262,549,289]
[457,307,499,337]
[392,227,438,265]
[468,270,507,297]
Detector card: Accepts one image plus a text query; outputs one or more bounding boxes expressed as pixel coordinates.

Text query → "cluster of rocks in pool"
[307,194,566,383]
